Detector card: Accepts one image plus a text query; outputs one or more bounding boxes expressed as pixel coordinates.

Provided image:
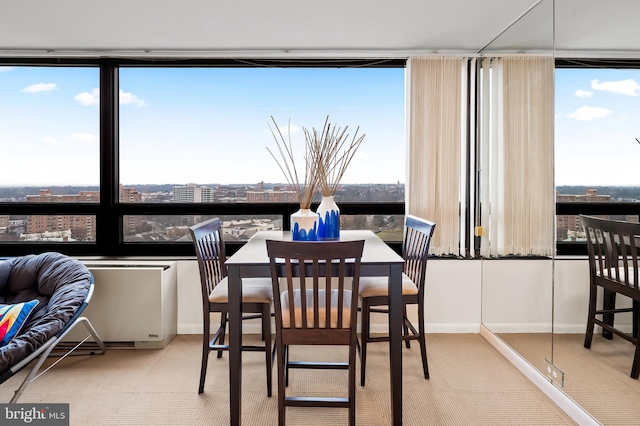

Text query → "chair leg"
[217,312,227,359]
[348,335,357,426]
[633,307,640,379]
[632,327,640,379]
[584,283,598,349]
[634,300,639,339]
[199,312,211,394]
[360,299,370,386]
[403,302,410,349]
[602,289,616,340]
[418,299,429,379]
[276,338,286,426]
[285,345,290,387]
[262,303,273,397]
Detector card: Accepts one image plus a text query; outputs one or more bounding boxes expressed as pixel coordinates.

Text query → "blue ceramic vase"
[317,195,340,240]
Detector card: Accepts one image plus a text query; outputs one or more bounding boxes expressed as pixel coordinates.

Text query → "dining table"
[225,229,405,425]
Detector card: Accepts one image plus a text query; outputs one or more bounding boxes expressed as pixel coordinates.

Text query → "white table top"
[226,230,404,267]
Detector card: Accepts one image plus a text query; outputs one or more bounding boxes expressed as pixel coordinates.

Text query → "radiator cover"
[62,261,178,349]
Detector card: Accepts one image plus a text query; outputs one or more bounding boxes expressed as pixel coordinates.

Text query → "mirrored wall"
[479,0,555,387]
[481,1,640,424]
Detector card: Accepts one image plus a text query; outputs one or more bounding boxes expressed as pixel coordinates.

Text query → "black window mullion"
[98,60,121,256]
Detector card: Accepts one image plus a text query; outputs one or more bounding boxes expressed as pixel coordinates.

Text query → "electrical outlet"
[544,358,565,387]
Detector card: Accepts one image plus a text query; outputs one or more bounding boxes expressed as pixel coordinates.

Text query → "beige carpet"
[0,334,577,425]
[499,332,640,426]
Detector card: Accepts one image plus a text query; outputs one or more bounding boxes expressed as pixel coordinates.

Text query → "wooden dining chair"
[189,217,274,395]
[266,239,365,426]
[581,215,640,378]
[358,215,435,386]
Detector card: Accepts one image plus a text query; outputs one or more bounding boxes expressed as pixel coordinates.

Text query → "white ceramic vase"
[291,208,318,241]
[317,195,340,240]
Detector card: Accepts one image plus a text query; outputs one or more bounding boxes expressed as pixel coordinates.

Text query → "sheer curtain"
[406,57,467,256]
[478,56,555,257]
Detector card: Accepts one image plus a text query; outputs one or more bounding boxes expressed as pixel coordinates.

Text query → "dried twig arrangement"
[307,116,365,197]
[266,116,318,209]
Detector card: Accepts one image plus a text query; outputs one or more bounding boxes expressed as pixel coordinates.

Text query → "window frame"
[554,58,640,256]
[0,58,406,257]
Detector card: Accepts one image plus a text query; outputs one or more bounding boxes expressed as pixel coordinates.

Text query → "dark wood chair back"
[403,215,436,295]
[266,239,365,343]
[582,215,640,295]
[581,214,640,378]
[189,217,227,304]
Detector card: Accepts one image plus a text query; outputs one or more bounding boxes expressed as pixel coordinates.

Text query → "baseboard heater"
[62,261,178,349]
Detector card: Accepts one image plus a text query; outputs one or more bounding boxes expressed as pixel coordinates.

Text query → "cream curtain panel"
[479,56,555,257]
[406,57,467,256]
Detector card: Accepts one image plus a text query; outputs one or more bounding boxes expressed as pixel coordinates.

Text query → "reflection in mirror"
[551,62,640,423]
[482,1,640,424]
[477,0,556,409]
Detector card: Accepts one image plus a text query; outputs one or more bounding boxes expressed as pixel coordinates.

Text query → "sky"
[1,65,639,188]
[555,68,640,186]
[0,66,405,187]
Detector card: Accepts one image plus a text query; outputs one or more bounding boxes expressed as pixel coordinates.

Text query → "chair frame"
[189,217,273,396]
[358,214,435,386]
[0,272,106,403]
[581,214,640,378]
[267,239,364,426]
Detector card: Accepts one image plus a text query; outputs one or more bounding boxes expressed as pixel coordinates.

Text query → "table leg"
[228,267,243,426]
[388,263,403,425]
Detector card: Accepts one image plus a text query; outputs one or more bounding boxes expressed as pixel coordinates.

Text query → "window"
[0,65,100,244]
[0,60,406,256]
[0,66,100,192]
[555,61,640,254]
[117,65,406,244]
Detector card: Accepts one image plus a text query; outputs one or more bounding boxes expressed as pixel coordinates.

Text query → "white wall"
[481,259,554,333]
[119,256,623,337]
[177,258,482,335]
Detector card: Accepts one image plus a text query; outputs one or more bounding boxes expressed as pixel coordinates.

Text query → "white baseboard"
[480,325,599,426]
[481,322,552,333]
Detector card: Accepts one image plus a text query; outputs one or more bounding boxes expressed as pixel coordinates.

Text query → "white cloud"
[119,90,147,107]
[74,88,147,107]
[23,83,57,94]
[75,88,100,106]
[590,79,640,96]
[575,89,593,98]
[567,106,612,121]
[285,124,301,134]
[0,67,14,73]
[42,136,58,145]
[268,123,301,137]
[70,133,98,144]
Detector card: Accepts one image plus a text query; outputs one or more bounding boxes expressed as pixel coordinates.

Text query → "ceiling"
[0,0,638,58]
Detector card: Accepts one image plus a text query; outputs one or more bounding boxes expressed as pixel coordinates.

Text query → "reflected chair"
[581,215,640,379]
[266,239,365,426]
[358,215,435,386]
[189,217,273,395]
